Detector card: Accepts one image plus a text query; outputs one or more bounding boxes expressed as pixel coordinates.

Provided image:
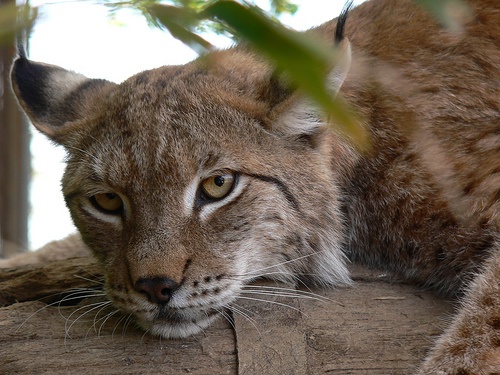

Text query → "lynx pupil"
[214,176,225,187]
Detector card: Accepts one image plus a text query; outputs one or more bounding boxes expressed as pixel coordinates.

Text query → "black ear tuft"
[335,1,353,45]
[16,38,28,60]
[16,26,28,60]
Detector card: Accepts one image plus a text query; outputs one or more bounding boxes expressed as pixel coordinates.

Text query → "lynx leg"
[418,247,500,375]
[0,233,90,268]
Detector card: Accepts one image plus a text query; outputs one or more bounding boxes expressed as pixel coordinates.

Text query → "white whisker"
[236,296,302,313]
[64,301,111,342]
[239,251,322,278]
[122,314,136,337]
[111,313,130,339]
[98,309,120,337]
[242,284,338,304]
[57,291,107,321]
[238,270,295,282]
[140,327,152,342]
[84,301,113,338]
[240,289,325,302]
[226,303,261,335]
[215,308,237,332]
[16,289,105,333]
[73,274,105,285]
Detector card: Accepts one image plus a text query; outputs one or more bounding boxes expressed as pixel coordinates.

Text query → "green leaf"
[202,1,368,148]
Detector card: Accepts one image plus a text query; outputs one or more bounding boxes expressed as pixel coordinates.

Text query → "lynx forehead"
[9,0,500,372]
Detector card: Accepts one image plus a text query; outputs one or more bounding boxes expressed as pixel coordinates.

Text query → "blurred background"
[0,0,367,257]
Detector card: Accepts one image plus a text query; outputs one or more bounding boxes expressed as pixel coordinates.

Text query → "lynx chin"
[5,0,499,373]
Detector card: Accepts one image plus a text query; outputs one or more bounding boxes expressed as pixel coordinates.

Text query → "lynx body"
[8,0,500,373]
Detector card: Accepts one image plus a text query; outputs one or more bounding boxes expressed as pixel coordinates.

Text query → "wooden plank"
[302,266,453,374]
[0,299,237,374]
[0,258,454,373]
[0,257,103,306]
[233,281,308,375]
[231,266,453,374]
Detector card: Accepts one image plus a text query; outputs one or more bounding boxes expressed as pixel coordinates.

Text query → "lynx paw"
[418,348,500,375]
[418,251,500,375]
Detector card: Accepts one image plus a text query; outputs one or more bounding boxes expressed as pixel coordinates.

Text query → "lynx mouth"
[107,279,241,338]
[136,308,222,338]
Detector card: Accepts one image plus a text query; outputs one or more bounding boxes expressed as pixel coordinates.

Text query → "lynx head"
[11,13,353,337]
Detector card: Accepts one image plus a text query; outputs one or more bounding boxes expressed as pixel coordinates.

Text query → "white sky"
[28,0,366,249]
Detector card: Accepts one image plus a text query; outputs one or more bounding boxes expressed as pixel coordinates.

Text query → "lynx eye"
[90,193,123,214]
[200,173,235,200]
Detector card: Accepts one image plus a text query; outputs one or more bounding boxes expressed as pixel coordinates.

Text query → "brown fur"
[5,0,500,372]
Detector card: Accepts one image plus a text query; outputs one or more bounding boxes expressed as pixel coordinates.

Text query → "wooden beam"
[0,259,454,373]
[0,0,31,258]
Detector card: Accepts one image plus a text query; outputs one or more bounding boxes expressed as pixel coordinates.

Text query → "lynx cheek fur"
[9,0,499,372]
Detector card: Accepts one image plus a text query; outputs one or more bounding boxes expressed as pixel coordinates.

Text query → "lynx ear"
[268,39,351,136]
[265,3,352,136]
[11,57,116,144]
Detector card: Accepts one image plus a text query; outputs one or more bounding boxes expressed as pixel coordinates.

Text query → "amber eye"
[91,193,123,214]
[200,173,235,200]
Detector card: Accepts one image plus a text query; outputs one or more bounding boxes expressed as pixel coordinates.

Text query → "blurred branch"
[106,0,298,41]
[144,3,214,54]
[0,0,34,257]
[0,2,37,46]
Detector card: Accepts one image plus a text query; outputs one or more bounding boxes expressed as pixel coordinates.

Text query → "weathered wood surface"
[0,258,453,374]
[0,257,102,305]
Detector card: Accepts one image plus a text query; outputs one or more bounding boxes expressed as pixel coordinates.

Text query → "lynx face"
[60,60,350,337]
[11,21,353,337]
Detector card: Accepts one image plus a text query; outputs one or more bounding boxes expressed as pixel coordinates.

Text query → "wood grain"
[0,258,453,374]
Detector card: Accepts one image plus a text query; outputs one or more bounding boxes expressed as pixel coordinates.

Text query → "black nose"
[134,277,179,304]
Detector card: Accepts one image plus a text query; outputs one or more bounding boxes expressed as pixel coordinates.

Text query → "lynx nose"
[134,277,179,304]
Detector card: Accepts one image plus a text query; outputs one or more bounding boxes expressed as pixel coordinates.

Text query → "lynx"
[5,0,499,373]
